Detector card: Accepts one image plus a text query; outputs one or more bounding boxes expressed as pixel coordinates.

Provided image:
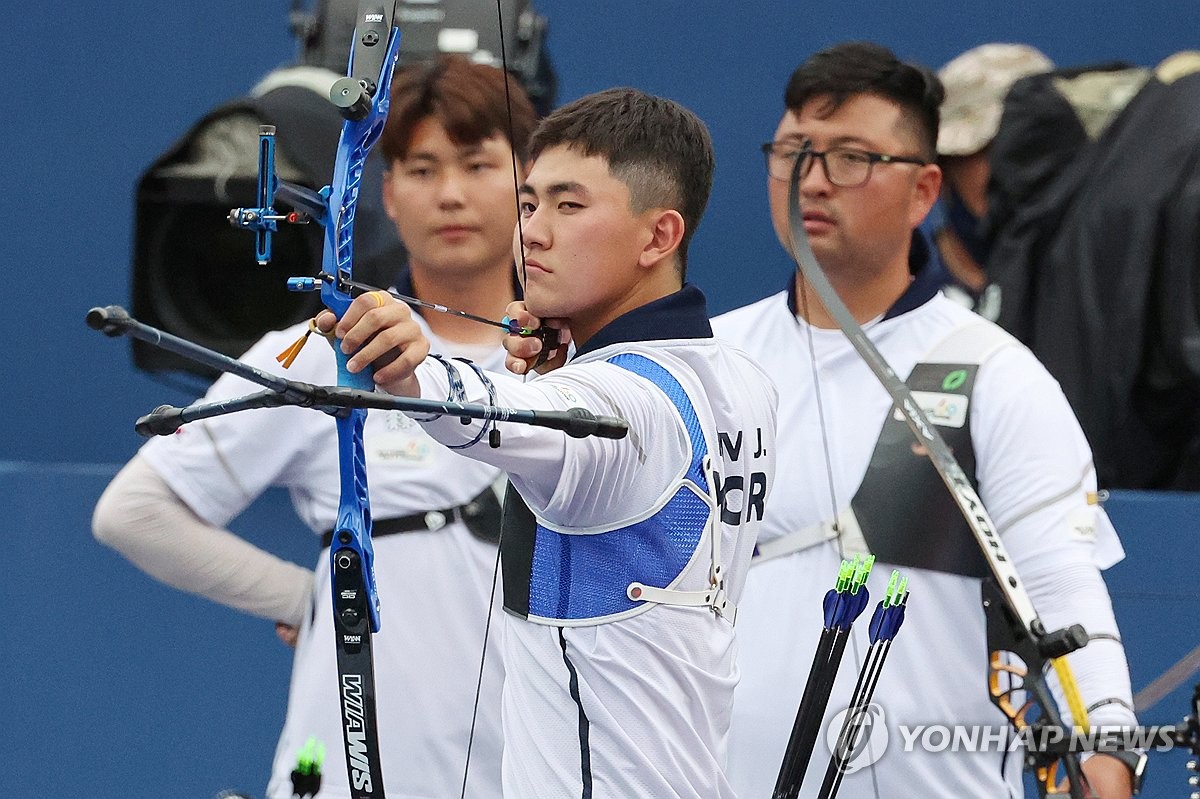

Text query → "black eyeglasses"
[760,141,927,187]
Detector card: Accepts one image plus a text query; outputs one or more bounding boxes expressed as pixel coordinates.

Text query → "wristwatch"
[1093,749,1148,795]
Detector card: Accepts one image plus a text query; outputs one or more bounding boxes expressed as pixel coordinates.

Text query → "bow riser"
[320,19,401,637]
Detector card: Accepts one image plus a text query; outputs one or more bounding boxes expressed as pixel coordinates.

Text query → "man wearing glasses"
[714,42,1140,798]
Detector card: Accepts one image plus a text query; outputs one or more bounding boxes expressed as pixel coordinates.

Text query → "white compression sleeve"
[1021,557,1138,730]
[92,454,313,626]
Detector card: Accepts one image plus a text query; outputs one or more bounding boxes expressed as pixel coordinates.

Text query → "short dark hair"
[528,87,714,276]
[784,42,943,161]
[379,54,537,163]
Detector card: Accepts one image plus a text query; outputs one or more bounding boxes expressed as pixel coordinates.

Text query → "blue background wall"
[3,2,1196,797]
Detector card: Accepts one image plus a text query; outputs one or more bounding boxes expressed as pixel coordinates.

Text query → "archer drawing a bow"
[89,4,624,797]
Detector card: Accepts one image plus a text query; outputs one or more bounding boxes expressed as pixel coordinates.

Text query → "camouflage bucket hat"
[937,43,1054,156]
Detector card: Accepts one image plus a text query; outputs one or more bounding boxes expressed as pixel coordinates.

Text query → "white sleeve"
[1019,558,1137,729]
[93,454,314,625]
[972,346,1136,728]
[410,357,690,530]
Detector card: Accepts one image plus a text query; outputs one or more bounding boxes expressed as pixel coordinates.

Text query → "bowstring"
[796,279,841,535]
[459,505,505,798]
[459,4,521,795]
[499,7,531,293]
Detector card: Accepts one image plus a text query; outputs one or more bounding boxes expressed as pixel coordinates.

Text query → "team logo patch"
[366,411,433,463]
[370,435,433,463]
[942,369,968,391]
[897,391,969,428]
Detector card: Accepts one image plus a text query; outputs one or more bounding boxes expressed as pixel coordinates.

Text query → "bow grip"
[332,342,377,393]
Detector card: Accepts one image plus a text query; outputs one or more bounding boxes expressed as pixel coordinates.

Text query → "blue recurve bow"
[268,4,402,795]
[312,5,398,796]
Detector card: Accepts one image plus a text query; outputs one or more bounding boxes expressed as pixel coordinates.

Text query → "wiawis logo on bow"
[364,12,384,22]
[342,674,373,791]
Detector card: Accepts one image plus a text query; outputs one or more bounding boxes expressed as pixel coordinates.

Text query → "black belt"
[320,486,503,549]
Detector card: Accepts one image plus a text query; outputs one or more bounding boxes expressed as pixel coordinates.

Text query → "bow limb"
[783,157,1094,799]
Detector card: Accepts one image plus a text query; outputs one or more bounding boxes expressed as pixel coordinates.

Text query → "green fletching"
[883,572,910,607]
[296,736,326,775]
[885,570,901,606]
[835,559,853,592]
[850,554,875,593]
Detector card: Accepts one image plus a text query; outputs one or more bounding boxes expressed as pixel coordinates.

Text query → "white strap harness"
[627,455,737,622]
[751,320,1019,564]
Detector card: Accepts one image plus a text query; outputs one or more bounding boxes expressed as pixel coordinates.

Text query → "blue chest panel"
[526,354,710,621]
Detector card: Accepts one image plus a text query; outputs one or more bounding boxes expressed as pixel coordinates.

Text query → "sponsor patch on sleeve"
[1067,506,1098,542]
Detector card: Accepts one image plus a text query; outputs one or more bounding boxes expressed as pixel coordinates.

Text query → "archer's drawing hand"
[315,291,429,397]
[503,300,570,376]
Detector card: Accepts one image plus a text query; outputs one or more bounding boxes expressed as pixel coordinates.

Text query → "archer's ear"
[909,162,942,229]
[638,209,686,271]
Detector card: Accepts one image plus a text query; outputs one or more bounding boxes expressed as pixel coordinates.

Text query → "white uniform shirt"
[713,287,1135,799]
[141,315,506,799]
[411,286,778,798]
